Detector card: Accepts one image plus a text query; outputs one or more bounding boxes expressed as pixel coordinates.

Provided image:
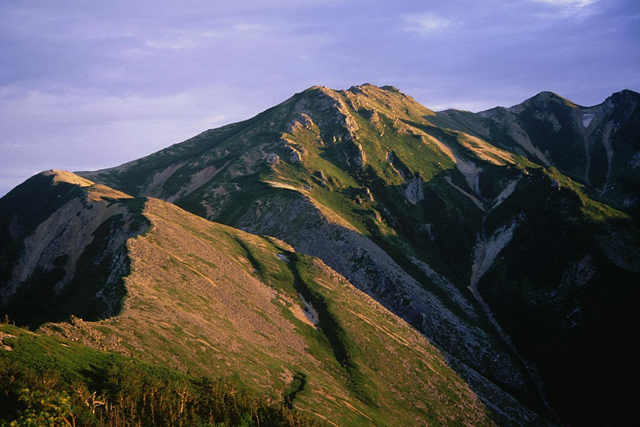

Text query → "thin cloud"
[403,13,452,36]
[2,142,32,151]
[530,0,599,18]
[144,24,273,51]
[533,0,596,6]
[145,32,201,51]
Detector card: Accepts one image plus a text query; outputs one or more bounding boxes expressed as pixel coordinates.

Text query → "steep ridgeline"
[433,91,640,425]
[0,171,546,425]
[76,84,640,425]
[433,90,640,209]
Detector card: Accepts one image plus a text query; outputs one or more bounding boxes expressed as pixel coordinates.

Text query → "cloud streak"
[144,24,274,51]
[529,0,599,18]
[532,0,596,6]
[403,13,452,35]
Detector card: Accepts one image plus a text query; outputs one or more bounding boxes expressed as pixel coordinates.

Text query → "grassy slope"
[36,196,495,426]
[0,324,315,426]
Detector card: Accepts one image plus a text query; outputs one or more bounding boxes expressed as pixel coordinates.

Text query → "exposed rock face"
[287,86,360,144]
[289,148,303,163]
[455,157,483,197]
[404,175,424,204]
[470,219,518,289]
[267,153,280,164]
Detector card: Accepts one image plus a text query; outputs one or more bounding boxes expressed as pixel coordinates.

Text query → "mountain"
[0,170,542,425]
[2,84,639,425]
[433,89,640,209]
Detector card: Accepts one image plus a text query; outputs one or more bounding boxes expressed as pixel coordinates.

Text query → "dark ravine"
[2,84,639,425]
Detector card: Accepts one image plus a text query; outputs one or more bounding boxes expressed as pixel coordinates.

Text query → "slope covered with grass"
[8,179,530,425]
[0,324,315,426]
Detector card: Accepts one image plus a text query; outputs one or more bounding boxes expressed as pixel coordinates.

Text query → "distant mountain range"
[1,84,639,426]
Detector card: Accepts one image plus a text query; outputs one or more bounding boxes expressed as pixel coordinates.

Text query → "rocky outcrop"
[404,175,424,204]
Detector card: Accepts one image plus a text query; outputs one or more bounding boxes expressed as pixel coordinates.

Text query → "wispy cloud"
[529,0,599,18]
[532,0,596,6]
[144,24,273,51]
[403,13,452,36]
[3,142,31,150]
[145,32,201,51]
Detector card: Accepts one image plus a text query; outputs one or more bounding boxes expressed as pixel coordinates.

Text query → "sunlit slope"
[25,179,523,425]
[0,324,314,426]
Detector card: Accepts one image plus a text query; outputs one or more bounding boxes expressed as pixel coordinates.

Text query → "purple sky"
[1,0,639,196]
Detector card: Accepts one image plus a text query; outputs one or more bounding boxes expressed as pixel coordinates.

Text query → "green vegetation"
[289,254,373,405]
[0,325,316,426]
[282,372,306,410]
[232,236,296,294]
[544,167,630,221]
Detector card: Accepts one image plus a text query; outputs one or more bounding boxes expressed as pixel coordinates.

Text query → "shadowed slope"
[0,170,147,328]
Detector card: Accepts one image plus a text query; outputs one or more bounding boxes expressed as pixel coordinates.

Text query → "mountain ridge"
[2,84,639,425]
[72,85,640,425]
[1,169,549,425]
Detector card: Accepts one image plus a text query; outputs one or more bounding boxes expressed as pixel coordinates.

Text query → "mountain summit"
[2,84,639,425]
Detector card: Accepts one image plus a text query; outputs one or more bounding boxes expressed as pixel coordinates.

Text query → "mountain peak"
[520,91,577,108]
[343,83,436,119]
[42,169,94,188]
[604,88,640,108]
[346,83,406,97]
[346,83,402,94]
[300,85,338,98]
[300,83,408,101]
[380,85,402,93]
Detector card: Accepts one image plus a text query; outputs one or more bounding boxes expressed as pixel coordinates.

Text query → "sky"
[1,0,639,196]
